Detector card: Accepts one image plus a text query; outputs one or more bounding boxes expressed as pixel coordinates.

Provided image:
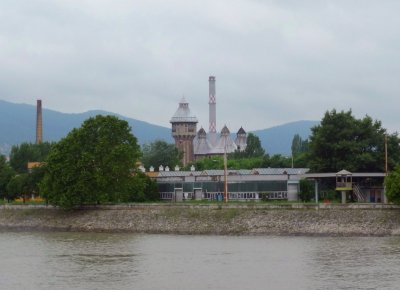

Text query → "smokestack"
[208,76,217,145]
[36,99,42,144]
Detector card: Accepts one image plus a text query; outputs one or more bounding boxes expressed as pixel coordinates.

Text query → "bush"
[299,179,314,202]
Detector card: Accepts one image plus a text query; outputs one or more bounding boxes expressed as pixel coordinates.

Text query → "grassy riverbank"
[1,204,400,236]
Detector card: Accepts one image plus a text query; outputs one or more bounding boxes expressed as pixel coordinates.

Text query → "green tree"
[26,166,46,199]
[299,179,314,202]
[308,109,400,172]
[291,134,309,156]
[127,172,159,202]
[262,154,292,168]
[40,115,141,209]
[9,142,52,173]
[189,156,224,171]
[290,134,310,168]
[6,174,29,202]
[0,155,15,201]
[141,140,182,170]
[385,167,400,204]
[242,133,265,158]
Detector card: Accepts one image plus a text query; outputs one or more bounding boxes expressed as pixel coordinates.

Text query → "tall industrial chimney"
[208,76,217,146]
[36,99,42,144]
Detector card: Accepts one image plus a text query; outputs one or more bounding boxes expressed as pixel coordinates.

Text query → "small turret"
[235,127,247,151]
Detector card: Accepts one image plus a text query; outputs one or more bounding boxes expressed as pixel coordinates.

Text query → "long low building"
[152,168,309,202]
[149,168,387,203]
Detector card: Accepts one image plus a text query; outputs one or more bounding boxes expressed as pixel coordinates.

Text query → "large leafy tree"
[308,109,400,172]
[40,115,141,208]
[141,140,182,170]
[9,142,52,173]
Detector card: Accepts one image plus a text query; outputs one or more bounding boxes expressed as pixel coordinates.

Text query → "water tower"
[170,98,198,166]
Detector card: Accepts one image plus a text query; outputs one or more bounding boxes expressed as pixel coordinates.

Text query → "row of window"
[158,181,287,193]
[160,191,287,200]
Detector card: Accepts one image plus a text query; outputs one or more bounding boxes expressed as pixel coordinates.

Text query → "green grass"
[0,200,47,206]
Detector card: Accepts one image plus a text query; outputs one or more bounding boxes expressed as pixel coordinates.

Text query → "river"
[0,232,399,290]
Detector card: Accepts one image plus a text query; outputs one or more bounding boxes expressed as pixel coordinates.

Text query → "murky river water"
[0,232,399,290]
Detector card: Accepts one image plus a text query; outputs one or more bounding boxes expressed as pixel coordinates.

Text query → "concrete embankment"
[1,204,400,236]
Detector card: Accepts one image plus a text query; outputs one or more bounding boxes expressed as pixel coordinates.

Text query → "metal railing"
[353,183,366,202]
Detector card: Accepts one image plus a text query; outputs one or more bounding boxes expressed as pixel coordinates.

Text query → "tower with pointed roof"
[170,98,198,166]
[235,127,247,151]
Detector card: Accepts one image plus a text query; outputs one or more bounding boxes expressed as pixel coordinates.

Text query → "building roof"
[170,97,198,123]
[194,132,213,155]
[252,168,310,175]
[212,126,237,154]
[304,172,386,178]
[237,127,246,135]
[153,168,309,178]
[337,169,352,175]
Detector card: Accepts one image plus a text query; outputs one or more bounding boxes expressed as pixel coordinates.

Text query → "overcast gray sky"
[1,1,399,132]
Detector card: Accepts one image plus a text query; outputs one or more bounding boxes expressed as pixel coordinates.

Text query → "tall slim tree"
[241,133,265,158]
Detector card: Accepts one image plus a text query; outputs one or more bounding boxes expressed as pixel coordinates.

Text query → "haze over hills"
[0,100,172,154]
[0,100,318,156]
[253,120,319,156]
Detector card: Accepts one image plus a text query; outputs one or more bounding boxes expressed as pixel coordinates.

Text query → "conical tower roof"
[212,125,237,154]
[194,127,213,155]
[237,126,246,135]
[170,97,198,123]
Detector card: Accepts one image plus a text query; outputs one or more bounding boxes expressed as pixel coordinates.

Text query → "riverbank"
[1,204,400,236]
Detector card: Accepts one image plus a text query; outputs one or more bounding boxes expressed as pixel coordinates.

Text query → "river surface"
[0,232,400,290]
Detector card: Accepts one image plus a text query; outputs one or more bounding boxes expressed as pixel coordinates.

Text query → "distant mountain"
[252,120,319,156]
[0,100,172,155]
[0,100,319,157]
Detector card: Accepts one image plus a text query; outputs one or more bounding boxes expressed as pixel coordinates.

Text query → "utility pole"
[384,134,389,204]
[385,134,388,175]
[223,136,228,203]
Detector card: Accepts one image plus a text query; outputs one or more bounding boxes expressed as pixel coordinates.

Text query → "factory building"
[170,76,248,165]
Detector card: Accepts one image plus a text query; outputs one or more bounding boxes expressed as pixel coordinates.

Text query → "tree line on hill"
[1,109,400,208]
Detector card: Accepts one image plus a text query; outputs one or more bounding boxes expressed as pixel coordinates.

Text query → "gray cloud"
[0,0,399,133]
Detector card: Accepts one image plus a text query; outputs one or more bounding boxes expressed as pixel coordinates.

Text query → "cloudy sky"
[1,1,399,132]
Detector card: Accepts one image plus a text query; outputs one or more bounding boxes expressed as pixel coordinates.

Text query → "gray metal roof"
[194,128,213,155]
[252,168,310,175]
[157,171,202,177]
[156,168,308,178]
[170,97,198,123]
[304,172,386,178]
[212,129,237,154]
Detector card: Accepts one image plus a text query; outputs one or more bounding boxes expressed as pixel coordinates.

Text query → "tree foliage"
[6,174,29,202]
[299,179,314,202]
[141,140,182,170]
[291,134,309,156]
[0,155,15,201]
[237,133,265,158]
[308,109,400,172]
[40,115,141,209]
[128,172,159,202]
[385,167,400,204]
[9,142,52,173]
